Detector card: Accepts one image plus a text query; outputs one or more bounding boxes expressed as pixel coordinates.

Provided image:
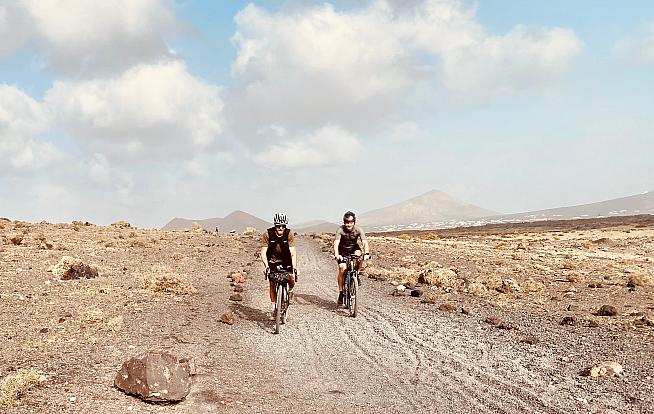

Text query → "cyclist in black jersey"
[333,211,370,305]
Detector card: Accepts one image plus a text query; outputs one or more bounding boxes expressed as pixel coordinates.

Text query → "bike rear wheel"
[275,283,285,334]
[348,272,358,317]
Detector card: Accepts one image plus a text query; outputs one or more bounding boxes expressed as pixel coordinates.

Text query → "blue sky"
[1,0,652,227]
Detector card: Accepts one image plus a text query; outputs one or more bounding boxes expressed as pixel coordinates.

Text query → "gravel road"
[200,236,638,414]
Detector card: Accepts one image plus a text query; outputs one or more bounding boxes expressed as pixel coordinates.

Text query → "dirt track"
[201,237,651,413]
[2,221,652,413]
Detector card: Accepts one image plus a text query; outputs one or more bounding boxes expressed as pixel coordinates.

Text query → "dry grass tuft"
[144,266,197,295]
[0,369,46,407]
[397,234,413,241]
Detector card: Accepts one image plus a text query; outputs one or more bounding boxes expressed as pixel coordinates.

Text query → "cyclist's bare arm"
[290,246,297,270]
[260,246,268,268]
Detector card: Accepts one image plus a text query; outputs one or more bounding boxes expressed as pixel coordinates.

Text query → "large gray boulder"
[114,350,193,402]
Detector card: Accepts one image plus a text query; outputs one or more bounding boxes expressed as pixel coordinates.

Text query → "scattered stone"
[566,304,579,311]
[395,285,406,292]
[560,316,576,326]
[588,282,603,288]
[233,285,244,293]
[219,312,235,325]
[229,293,243,302]
[438,303,457,312]
[596,305,618,317]
[520,336,539,345]
[484,316,501,326]
[498,322,519,330]
[230,273,245,284]
[581,361,623,378]
[410,289,424,297]
[461,307,472,316]
[391,289,409,297]
[39,327,49,334]
[404,282,416,290]
[588,319,600,328]
[634,316,654,327]
[114,350,192,402]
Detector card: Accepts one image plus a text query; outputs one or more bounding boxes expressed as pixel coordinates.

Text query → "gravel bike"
[266,267,295,334]
[341,254,363,317]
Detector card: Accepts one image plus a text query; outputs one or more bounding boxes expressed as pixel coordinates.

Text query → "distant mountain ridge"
[161,190,654,233]
[491,190,654,222]
[161,210,271,232]
[359,190,498,228]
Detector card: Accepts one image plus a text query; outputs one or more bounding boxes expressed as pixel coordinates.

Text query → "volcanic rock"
[114,350,192,402]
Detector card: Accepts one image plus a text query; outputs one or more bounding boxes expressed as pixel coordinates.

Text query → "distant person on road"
[334,211,370,305]
[260,213,297,319]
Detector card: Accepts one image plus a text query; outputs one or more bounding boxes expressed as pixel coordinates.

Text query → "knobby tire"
[349,272,358,317]
[275,283,284,334]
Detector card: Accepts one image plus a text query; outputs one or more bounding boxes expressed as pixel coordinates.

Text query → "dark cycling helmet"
[273,212,288,226]
[343,211,356,223]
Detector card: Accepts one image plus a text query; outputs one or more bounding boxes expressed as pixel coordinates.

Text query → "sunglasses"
[344,220,354,224]
[275,225,286,229]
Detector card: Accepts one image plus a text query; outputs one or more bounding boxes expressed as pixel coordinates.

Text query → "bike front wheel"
[348,273,358,317]
[275,283,285,334]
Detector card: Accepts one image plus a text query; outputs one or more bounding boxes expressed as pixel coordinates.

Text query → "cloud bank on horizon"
[1,0,652,227]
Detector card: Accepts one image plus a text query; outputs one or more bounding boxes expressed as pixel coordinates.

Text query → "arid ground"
[1,215,653,413]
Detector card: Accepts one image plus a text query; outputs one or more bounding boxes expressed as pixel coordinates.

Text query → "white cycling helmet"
[273,212,288,226]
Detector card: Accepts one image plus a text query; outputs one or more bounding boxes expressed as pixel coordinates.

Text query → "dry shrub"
[6,234,23,246]
[108,315,124,331]
[627,274,651,287]
[111,220,131,228]
[397,234,413,241]
[496,278,521,294]
[581,241,594,250]
[0,369,46,407]
[419,267,458,290]
[565,273,584,283]
[129,239,146,248]
[171,252,185,261]
[478,273,503,291]
[522,277,544,293]
[421,293,439,304]
[561,262,576,270]
[494,241,509,249]
[144,266,197,295]
[366,266,413,282]
[423,233,439,241]
[464,281,488,296]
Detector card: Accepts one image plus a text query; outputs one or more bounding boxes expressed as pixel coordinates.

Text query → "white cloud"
[254,125,363,168]
[442,25,582,96]
[0,3,32,59]
[45,61,224,162]
[230,2,421,133]
[0,84,59,173]
[613,23,654,65]
[3,0,177,77]
[85,153,134,196]
[228,0,582,161]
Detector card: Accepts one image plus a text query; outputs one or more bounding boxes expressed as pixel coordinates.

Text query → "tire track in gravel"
[230,236,572,413]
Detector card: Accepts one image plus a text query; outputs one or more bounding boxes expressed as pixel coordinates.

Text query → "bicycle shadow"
[228,303,273,332]
[294,293,340,313]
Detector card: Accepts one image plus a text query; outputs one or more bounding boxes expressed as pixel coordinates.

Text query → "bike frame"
[269,270,292,334]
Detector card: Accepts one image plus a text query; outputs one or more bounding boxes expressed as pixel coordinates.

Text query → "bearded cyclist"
[334,211,370,305]
[260,213,297,320]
